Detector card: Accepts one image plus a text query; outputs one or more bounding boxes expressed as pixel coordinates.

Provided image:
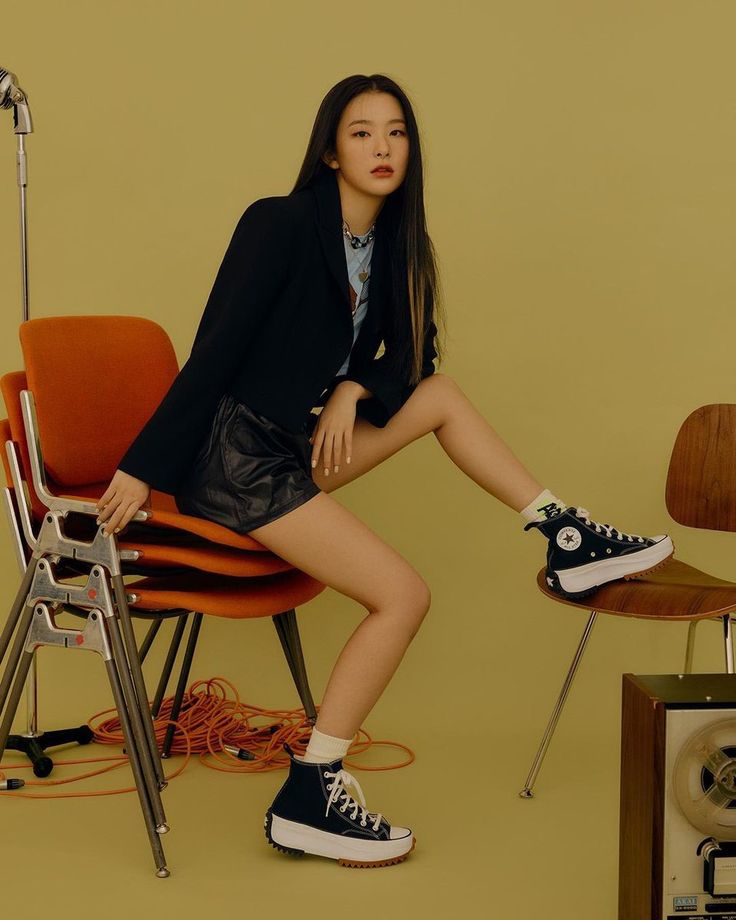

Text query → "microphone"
[0,67,33,133]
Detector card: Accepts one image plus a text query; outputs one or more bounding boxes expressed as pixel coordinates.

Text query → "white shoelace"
[575,507,645,543]
[324,768,383,831]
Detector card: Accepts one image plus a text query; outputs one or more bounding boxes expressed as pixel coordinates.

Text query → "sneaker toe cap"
[389,824,413,840]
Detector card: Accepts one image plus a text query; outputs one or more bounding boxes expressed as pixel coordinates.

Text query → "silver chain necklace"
[342,218,376,249]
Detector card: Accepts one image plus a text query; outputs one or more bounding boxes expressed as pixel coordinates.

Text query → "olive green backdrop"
[0,1,734,916]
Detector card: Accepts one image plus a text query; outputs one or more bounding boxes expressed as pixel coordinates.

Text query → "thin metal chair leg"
[110,574,166,789]
[683,620,698,674]
[151,614,189,718]
[138,617,164,665]
[102,618,169,878]
[272,610,317,723]
[0,559,38,668]
[285,610,317,723]
[0,601,36,737]
[162,612,202,759]
[519,610,598,799]
[0,646,34,758]
[724,614,734,674]
[105,610,169,832]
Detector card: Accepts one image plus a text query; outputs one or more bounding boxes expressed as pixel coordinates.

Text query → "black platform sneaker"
[264,742,415,868]
[524,505,674,599]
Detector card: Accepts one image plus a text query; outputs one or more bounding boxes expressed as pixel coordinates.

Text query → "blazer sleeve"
[117,197,291,494]
[339,316,438,428]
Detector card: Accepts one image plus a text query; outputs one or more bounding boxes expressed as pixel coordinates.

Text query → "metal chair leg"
[0,599,171,877]
[151,614,189,718]
[272,609,317,723]
[0,633,35,757]
[519,610,598,799]
[104,607,170,831]
[100,612,170,878]
[724,614,734,674]
[683,620,698,674]
[162,612,203,759]
[0,557,38,668]
[0,600,37,743]
[111,574,167,790]
[138,617,164,664]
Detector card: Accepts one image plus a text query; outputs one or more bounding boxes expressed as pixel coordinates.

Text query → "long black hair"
[291,74,445,387]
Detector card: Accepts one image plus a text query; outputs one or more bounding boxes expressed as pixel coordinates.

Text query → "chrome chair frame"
[518,607,736,798]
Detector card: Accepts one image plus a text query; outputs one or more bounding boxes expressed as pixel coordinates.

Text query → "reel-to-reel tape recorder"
[620,673,736,919]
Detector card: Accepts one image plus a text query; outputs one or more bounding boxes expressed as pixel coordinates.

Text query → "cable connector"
[0,778,25,790]
[223,745,255,761]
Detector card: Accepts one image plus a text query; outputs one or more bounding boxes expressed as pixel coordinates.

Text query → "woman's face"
[324,91,409,197]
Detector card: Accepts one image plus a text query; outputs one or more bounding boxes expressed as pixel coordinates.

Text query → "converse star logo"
[556,526,582,551]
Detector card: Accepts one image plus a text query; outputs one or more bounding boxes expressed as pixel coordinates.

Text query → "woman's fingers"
[309,426,353,474]
[332,434,342,472]
[322,431,334,475]
[310,430,324,471]
[95,487,116,516]
[96,494,120,525]
[101,498,139,537]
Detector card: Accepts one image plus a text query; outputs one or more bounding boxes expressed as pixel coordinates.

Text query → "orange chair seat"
[536,558,736,621]
[60,483,271,552]
[126,567,324,619]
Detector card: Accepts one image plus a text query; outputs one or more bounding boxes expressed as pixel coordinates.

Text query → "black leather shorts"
[174,393,322,534]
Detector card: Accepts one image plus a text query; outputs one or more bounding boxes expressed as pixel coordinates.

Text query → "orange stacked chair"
[0,315,328,877]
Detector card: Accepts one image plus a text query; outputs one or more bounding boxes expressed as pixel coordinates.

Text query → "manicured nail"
[334,466,338,473]
[311,460,316,468]
[115,527,120,533]
[324,468,329,475]
[96,518,101,525]
[346,457,351,464]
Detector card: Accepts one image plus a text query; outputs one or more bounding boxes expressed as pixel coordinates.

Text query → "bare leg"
[246,374,545,739]
[311,372,545,512]
[248,492,431,740]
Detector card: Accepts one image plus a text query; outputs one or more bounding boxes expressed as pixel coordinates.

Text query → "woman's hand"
[309,384,359,476]
[95,469,151,537]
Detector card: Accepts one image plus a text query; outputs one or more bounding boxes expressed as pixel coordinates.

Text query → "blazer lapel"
[308,168,388,341]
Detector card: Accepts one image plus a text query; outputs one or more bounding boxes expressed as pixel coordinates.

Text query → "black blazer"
[117,167,438,495]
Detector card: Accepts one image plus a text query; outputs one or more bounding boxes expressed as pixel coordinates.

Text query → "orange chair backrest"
[19,316,180,487]
[0,418,14,493]
[0,370,48,520]
[665,404,736,532]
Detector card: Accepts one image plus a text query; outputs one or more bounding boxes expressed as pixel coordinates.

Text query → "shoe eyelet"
[590,552,595,557]
[606,548,612,554]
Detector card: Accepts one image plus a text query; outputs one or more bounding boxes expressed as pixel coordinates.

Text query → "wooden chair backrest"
[665,404,736,532]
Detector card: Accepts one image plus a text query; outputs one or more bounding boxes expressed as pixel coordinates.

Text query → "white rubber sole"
[555,535,674,593]
[267,812,415,865]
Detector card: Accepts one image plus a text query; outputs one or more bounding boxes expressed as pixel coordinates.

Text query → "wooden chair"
[519,404,736,798]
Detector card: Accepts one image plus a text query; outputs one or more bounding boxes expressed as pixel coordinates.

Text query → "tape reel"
[673,717,736,840]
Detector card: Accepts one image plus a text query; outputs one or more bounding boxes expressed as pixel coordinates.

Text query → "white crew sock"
[296,726,353,764]
[519,488,567,524]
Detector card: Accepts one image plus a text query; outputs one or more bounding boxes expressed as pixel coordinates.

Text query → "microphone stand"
[0,68,93,776]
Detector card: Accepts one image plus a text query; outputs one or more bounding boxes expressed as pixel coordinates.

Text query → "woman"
[95,74,673,868]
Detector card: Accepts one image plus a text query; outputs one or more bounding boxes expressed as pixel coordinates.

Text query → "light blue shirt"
[335,230,374,376]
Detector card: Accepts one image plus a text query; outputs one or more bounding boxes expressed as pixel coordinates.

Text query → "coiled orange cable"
[0,676,415,798]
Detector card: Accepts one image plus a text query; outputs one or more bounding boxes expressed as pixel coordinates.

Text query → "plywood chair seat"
[535,557,736,621]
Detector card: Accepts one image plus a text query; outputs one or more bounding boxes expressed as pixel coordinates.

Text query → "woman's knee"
[378,573,431,637]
